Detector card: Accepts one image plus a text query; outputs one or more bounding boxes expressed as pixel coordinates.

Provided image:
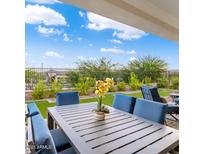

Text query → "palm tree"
[128,56,167,81]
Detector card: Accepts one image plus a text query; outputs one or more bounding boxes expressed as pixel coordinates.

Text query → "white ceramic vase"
[95,112,105,120]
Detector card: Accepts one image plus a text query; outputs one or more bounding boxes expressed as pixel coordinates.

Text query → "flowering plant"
[94,78,114,113]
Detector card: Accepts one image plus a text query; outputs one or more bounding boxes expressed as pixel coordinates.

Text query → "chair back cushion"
[32,114,57,154]
[141,86,162,102]
[56,92,80,106]
[27,102,40,117]
[112,94,136,113]
[133,99,167,124]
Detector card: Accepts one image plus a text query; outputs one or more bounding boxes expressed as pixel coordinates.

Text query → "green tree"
[112,67,131,83]
[129,56,167,81]
[76,57,117,80]
[65,71,80,87]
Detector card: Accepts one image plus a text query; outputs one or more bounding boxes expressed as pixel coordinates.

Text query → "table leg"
[54,121,57,129]
[48,112,54,129]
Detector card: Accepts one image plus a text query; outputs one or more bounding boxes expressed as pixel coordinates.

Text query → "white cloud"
[77,56,86,61]
[26,0,62,4]
[100,47,137,55]
[81,25,85,28]
[100,48,124,54]
[77,37,82,41]
[126,50,136,55]
[36,25,63,36]
[109,39,122,44]
[77,56,96,61]
[25,4,67,26]
[129,57,137,61]
[88,43,93,47]
[63,33,72,42]
[78,11,85,17]
[44,51,64,58]
[86,12,147,40]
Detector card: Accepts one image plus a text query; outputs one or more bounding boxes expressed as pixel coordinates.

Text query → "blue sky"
[25,0,179,69]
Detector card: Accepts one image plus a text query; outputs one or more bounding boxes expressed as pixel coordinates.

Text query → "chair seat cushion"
[27,102,40,117]
[50,129,71,152]
[58,147,76,154]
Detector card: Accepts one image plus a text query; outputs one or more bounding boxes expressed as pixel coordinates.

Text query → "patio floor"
[166,114,179,130]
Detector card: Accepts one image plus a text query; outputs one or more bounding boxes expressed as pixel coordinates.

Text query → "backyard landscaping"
[25,57,178,119]
[26,88,173,118]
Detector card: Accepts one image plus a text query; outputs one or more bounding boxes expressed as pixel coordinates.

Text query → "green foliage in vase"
[93,103,109,113]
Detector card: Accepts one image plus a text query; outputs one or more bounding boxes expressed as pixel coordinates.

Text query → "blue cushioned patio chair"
[56,92,80,106]
[140,86,179,121]
[27,114,76,154]
[27,102,40,117]
[112,94,136,113]
[133,99,167,124]
[26,103,73,153]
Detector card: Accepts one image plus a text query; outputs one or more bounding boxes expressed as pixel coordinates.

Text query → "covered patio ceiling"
[61,0,179,42]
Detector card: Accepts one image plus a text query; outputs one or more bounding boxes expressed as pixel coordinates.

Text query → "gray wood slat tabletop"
[48,102,179,154]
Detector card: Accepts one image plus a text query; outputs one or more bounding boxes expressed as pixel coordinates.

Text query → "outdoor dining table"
[47,102,179,154]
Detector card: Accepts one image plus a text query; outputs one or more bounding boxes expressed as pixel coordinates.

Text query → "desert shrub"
[66,71,80,87]
[142,77,153,86]
[32,80,48,99]
[157,77,169,88]
[108,85,117,92]
[75,77,95,95]
[49,78,65,97]
[170,76,179,90]
[129,72,141,90]
[117,82,126,91]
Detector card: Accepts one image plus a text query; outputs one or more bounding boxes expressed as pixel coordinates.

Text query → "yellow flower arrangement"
[94,78,114,113]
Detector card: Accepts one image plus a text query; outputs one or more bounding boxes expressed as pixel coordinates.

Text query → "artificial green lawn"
[26,88,172,118]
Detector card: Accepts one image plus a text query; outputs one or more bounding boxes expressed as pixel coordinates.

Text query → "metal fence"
[25,67,76,90]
